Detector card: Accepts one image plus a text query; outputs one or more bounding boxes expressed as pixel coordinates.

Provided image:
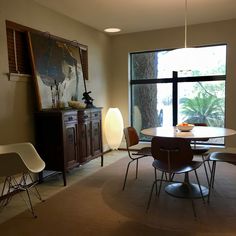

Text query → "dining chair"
[0,142,45,218]
[147,136,205,217]
[192,123,211,185]
[207,151,236,202]
[122,126,152,190]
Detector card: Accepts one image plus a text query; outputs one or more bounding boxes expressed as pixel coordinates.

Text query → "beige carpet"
[1,155,236,236]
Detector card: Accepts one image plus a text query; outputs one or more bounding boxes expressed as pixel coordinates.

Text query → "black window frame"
[130,45,226,145]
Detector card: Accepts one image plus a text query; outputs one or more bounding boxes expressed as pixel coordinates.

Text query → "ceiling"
[34,0,236,35]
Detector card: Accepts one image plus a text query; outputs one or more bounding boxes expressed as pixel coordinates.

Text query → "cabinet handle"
[94,113,98,117]
[84,115,89,119]
[68,116,73,121]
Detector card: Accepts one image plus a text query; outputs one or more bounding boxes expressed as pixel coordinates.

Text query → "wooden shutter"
[6,26,31,75]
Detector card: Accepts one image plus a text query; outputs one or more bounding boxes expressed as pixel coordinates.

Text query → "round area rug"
[101,156,236,234]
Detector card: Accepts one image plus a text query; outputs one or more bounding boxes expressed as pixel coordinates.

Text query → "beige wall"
[0,0,112,146]
[1,0,236,148]
[110,19,236,147]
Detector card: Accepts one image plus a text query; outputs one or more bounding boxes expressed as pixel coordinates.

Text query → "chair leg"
[146,179,157,212]
[185,180,197,218]
[27,174,44,202]
[211,161,217,188]
[165,172,168,180]
[170,173,175,181]
[1,177,8,197]
[201,155,210,186]
[9,175,37,218]
[22,174,37,217]
[208,161,216,203]
[135,159,138,179]
[1,174,42,218]
[154,168,157,195]
[158,172,165,197]
[206,158,212,173]
[0,177,13,207]
[24,188,37,218]
[122,160,133,190]
[194,170,205,203]
[202,153,212,170]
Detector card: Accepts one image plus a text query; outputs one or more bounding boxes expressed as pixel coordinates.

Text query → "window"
[130,45,226,144]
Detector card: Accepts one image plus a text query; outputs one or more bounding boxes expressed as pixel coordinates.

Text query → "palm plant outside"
[180,82,225,127]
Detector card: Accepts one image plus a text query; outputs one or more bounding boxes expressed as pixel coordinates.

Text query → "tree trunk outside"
[132,53,161,138]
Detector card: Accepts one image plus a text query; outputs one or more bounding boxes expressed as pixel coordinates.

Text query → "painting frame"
[27,31,86,111]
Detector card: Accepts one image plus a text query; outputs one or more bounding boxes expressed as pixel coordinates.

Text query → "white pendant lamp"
[172,0,198,73]
[104,108,124,150]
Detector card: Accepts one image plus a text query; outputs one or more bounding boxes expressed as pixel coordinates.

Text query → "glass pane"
[131,52,157,80]
[131,83,173,140]
[158,45,226,78]
[178,81,225,144]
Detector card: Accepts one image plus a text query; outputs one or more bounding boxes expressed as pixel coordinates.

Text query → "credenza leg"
[62,171,67,186]
[101,155,104,167]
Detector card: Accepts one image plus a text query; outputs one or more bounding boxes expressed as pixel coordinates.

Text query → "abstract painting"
[27,32,85,110]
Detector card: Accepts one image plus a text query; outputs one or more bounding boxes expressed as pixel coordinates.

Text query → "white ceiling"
[34,0,236,34]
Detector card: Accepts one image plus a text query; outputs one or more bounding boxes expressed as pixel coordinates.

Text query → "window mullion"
[173,71,178,126]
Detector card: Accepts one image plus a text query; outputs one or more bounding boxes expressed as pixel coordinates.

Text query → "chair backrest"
[0,142,45,177]
[123,127,139,148]
[0,152,28,177]
[151,137,193,170]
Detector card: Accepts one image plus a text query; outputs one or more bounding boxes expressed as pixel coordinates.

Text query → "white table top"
[141,126,236,140]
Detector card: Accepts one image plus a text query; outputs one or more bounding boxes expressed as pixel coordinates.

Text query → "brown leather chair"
[147,137,205,217]
[122,127,152,190]
[208,152,236,202]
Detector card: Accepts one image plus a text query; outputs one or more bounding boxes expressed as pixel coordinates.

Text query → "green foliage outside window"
[180,82,225,127]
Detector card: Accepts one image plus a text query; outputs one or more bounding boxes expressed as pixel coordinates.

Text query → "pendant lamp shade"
[171,0,198,74]
[104,108,124,150]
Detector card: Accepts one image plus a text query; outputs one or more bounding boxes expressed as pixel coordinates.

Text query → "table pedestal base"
[165,183,209,199]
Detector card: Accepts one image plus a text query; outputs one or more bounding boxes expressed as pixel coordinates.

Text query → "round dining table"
[141,126,236,199]
[141,126,236,140]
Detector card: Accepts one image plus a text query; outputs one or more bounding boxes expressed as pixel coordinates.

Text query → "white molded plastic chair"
[0,142,45,217]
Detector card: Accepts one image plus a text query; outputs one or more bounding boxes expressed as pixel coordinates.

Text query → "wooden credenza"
[34,107,103,186]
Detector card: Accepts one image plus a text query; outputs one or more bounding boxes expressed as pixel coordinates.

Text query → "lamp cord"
[184,0,188,48]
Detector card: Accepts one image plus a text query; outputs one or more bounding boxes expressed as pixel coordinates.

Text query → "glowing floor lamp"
[104,108,124,150]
